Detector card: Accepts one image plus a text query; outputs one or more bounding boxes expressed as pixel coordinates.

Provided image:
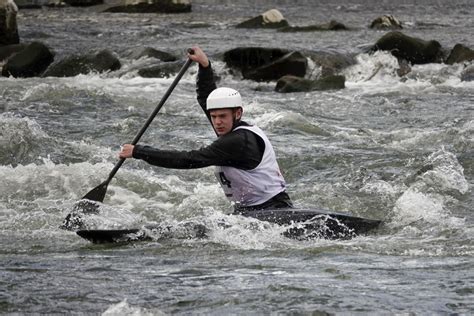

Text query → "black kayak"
[76,208,382,244]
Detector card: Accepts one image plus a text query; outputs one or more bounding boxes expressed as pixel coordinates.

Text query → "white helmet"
[206,87,242,111]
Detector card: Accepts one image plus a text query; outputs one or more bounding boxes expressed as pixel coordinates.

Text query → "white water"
[1,0,473,314]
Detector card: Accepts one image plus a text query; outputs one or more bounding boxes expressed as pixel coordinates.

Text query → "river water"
[1,0,473,314]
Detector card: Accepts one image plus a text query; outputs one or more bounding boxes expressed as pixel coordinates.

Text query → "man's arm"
[132,128,263,170]
[187,46,217,126]
[196,62,217,124]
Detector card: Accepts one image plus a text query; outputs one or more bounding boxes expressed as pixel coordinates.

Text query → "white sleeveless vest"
[214,125,286,206]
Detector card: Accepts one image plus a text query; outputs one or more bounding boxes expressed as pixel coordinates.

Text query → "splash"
[420,148,469,195]
[389,148,468,229]
[343,51,470,94]
[391,187,447,227]
[0,113,51,166]
[344,51,400,83]
[102,299,162,316]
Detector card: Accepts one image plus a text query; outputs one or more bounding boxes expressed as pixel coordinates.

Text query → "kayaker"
[119,46,293,213]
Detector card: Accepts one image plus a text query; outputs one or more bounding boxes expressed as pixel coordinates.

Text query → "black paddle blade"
[82,181,109,202]
[60,199,102,231]
[61,211,85,231]
[60,182,108,231]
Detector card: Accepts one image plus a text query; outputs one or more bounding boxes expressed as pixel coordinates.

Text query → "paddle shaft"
[80,50,196,203]
[104,58,193,184]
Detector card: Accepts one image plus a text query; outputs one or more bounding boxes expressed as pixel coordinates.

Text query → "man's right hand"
[188,46,209,68]
[119,144,135,159]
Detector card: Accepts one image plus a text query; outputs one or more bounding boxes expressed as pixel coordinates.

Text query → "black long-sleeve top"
[133,62,265,170]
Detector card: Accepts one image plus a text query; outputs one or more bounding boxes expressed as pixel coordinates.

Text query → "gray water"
[1,0,473,314]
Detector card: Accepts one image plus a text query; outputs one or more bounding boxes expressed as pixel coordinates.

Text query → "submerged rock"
[371,31,443,64]
[445,44,474,65]
[104,0,191,13]
[2,41,54,77]
[0,0,19,46]
[396,58,412,77]
[275,75,345,93]
[43,50,121,77]
[370,15,402,30]
[236,9,289,29]
[63,0,103,6]
[461,65,474,82]
[305,50,356,77]
[279,20,348,32]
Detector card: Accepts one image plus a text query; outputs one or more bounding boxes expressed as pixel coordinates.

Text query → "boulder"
[236,9,289,29]
[138,60,183,77]
[279,20,348,32]
[63,0,103,6]
[43,50,120,77]
[104,0,191,13]
[2,42,54,77]
[275,75,345,93]
[370,15,402,29]
[244,51,307,81]
[129,47,177,62]
[223,47,308,81]
[223,47,290,71]
[0,43,26,61]
[371,31,443,64]
[0,0,19,46]
[461,65,474,82]
[445,44,474,65]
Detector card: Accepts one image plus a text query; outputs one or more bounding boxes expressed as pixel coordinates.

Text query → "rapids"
[1,0,473,314]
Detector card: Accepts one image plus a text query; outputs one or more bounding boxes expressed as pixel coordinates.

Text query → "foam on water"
[19,74,195,104]
[102,299,162,316]
[391,187,450,227]
[386,148,469,236]
[344,51,401,83]
[421,149,469,195]
[0,161,110,231]
[344,51,473,95]
[252,111,330,136]
[0,113,51,165]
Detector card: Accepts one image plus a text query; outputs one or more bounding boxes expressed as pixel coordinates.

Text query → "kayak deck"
[76,208,382,243]
[240,208,382,239]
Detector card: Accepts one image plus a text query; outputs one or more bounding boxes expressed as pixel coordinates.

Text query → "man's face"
[210,108,242,136]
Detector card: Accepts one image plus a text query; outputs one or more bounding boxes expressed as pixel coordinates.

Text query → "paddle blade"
[60,181,108,231]
[60,199,102,231]
[82,181,109,202]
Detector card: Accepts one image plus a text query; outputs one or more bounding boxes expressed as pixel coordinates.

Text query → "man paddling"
[119,46,292,213]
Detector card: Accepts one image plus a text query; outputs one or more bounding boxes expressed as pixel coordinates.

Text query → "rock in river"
[2,41,54,77]
[0,0,19,46]
[371,31,443,64]
[104,0,191,13]
[223,47,306,81]
[236,9,289,29]
[43,49,121,77]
